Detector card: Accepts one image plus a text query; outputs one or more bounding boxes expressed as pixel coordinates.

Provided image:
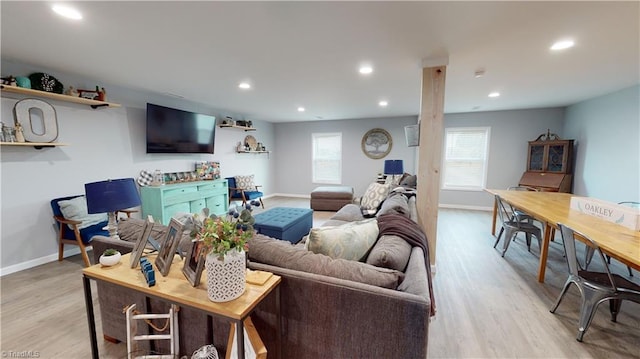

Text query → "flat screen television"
[146,103,216,154]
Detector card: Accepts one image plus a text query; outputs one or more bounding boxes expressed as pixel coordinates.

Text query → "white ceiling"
[1,1,638,123]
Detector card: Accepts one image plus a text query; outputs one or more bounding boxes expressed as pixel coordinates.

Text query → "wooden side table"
[82,253,281,359]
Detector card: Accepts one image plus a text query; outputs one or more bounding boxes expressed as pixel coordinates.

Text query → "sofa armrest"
[91,235,135,263]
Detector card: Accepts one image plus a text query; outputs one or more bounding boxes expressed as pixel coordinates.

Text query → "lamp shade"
[85,178,141,214]
[383,160,404,175]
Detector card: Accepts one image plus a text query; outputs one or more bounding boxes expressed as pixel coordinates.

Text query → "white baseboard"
[268,193,311,199]
[438,204,493,211]
[0,246,91,277]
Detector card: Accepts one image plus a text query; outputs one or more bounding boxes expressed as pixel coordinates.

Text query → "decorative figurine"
[14,122,25,143]
[65,86,79,97]
[97,87,107,101]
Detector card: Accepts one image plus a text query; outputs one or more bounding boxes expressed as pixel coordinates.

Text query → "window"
[442,127,490,190]
[312,132,342,184]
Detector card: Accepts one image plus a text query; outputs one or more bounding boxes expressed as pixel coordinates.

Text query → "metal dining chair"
[493,194,543,257]
[584,201,637,277]
[551,223,640,341]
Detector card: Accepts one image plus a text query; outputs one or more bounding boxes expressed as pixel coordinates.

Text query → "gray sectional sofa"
[91,192,432,358]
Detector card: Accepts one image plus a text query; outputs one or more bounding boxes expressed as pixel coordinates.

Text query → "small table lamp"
[384,160,404,176]
[85,178,141,240]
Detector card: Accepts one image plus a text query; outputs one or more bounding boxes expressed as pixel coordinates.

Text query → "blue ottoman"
[253,207,313,244]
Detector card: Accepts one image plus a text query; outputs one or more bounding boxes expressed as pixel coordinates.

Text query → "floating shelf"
[218,124,256,131]
[237,150,269,155]
[0,141,68,149]
[0,85,121,109]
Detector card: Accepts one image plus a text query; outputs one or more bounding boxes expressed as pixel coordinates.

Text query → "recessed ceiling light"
[52,4,83,20]
[238,82,251,89]
[359,66,373,75]
[550,40,575,51]
[488,92,500,98]
[297,107,305,112]
[378,101,388,107]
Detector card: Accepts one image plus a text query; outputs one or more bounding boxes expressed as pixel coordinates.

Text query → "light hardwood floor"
[1,197,638,358]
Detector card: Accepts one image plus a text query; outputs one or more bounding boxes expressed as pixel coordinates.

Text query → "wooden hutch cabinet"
[519,131,574,192]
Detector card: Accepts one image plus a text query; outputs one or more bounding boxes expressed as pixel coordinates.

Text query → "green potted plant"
[191,202,258,302]
[99,248,122,266]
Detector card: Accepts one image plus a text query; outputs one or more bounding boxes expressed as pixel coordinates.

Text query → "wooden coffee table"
[82,253,281,359]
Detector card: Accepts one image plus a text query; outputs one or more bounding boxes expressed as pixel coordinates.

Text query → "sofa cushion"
[376,193,410,218]
[234,175,255,190]
[384,174,403,187]
[330,204,365,222]
[399,174,417,188]
[117,218,192,254]
[57,196,108,230]
[306,218,378,261]
[366,234,412,271]
[360,182,391,214]
[248,235,404,289]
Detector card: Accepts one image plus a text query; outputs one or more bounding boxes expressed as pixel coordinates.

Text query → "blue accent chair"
[50,195,109,267]
[226,177,264,208]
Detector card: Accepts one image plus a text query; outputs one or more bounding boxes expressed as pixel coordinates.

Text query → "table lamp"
[85,178,141,240]
[384,160,404,176]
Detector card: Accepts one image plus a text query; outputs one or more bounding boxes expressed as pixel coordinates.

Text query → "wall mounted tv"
[146,103,216,154]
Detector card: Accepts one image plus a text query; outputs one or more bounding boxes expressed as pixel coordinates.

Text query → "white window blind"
[442,127,490,190]
[312,132,342,184]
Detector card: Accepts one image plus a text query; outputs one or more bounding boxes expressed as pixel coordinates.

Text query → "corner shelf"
[219,124,256,131]
[0,141,68,149]
[0,85,121,109]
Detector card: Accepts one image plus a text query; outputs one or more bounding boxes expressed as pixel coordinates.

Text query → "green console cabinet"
[140,179,228,225]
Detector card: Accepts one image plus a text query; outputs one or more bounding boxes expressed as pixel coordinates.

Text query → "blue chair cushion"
[78,221,109,244]
[231,191,264,200]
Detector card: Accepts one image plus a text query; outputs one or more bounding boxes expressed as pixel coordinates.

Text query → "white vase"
[205,250,246,302]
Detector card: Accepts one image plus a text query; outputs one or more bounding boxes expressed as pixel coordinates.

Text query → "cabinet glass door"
[528,145,544,171]
[547,145,566,172]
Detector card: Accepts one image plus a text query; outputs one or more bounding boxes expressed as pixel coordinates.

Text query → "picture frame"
[362,128,393,159]
[182,239,205,286]
[130,215,156,268]
[155,218,183,277]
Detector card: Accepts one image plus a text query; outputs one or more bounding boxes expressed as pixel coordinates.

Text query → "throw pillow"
[58,196,108,230]
[366,234,412,271]
[399,174,417,188]
[384,174,403,187]
[306,218,379,261]
[360,182,391,213]
[234,175,255,190]
[376,193,410,218]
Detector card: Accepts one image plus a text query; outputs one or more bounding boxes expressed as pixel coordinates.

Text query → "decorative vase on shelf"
[205,250,246,302]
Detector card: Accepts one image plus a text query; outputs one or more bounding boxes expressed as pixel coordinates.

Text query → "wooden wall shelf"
[0,85,121,109]
[236,150,269,154]
[0,141,68,149]
[219,124,256,131]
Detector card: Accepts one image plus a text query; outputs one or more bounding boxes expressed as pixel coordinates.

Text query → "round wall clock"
[361,128,392,159]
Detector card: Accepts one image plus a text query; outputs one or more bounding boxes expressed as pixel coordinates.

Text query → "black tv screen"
[146,103,216,154]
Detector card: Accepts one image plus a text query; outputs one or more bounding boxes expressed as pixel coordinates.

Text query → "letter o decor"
[13,98,59,143]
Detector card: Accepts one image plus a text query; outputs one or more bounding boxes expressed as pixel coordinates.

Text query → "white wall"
[440,108,566,209]
[272,116,419,197]
[0,60,273,274]
[563,85,640,201]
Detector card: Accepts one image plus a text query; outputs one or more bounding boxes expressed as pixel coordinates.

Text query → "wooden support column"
[416,57,447,267]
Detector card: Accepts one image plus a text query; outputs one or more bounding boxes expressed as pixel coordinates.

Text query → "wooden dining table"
[486,189,640,283]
